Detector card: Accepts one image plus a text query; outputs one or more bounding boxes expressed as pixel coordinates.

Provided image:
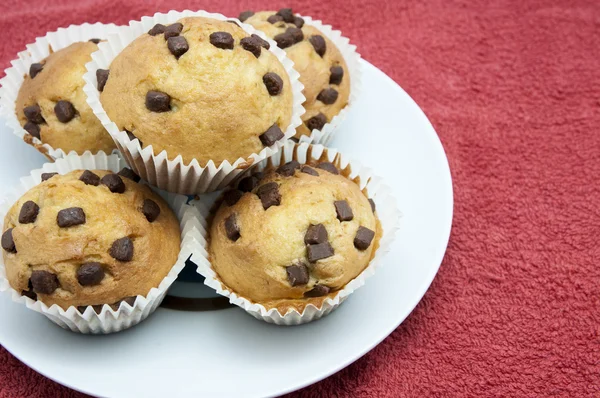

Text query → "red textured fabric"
[1,0,600,396]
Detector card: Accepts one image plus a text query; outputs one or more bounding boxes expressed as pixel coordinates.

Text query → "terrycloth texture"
[1,0,599,397]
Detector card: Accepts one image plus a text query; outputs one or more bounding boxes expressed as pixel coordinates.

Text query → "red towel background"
[1,0,599,396]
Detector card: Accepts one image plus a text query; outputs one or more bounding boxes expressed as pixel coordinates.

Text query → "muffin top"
[100,17,293,166]
[16,40,117,155]
[242,9,350,139]
[1,169,180,310]
[209,159,380,313]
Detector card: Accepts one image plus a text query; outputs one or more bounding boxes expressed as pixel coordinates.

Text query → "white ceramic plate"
[0,60,452,398]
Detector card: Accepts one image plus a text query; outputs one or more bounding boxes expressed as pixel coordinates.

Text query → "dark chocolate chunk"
[29,63,43,79]
[300,166,318,176]
[252,34,270,49]
[96,69,109,92]
[316,161,339,175]
[259,124,284,147]
[109,237,134,261]
[267,15,284,24]
[118,167,140,182]
[54,100,76,123]
[24,105,45,124]
[209,31,234,50]
[77,262,105,286]
[224,214,240,241]
[145,90,171,112]
[276,160,300,177]
[238,176,258,192]
[148,23,166,36]
[239,10,255,22]
[223,189,243,206]
[286,27,304,43]
[30,270,59,295]
[101,173,126,193]
[305,113,327,131]
[369,198,376,213]
[309,35,326,57]
[304,223,328,245]
[1,229,16,253]
[164,23,183,39]
[168,36,189,58]
[19,201,39,224]
[304,284,331,297]
[354,226,375,250]
[57,207,86,227]
[330,66,344,85]
[142,199,161,222]
[286,262,309,286]
[24,122,40,139]
[240,36,262,58]
[277,8,295,23]
[89,38,101,44]
[317,88,338,105]
[257,182,281,210]
[41,172,58,181]
[79,170,100,186]
[334,200,354,221]
[274,32,295,49]
[293,16,305,28]
[263,72,283,96]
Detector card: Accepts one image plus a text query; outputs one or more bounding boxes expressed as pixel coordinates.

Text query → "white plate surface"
[0,60,452,398]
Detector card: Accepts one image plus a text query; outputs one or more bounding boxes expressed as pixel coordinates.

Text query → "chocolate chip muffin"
[1,169,180,310]
[15,40,117,155]
[209,160,380,313]
[99,17,293,166]
[241,9,350,139]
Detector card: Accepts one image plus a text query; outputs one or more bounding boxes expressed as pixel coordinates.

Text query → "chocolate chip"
[334,200,354,221]
[263,72,284,96]
[1,229,16,253]
[96,69,109,92]
[30,270,59,294]
[317,88,338,105]
[110,237,134,261]
[304,223,328,245]
[286,262,309,286]
[330,66,344,85]
[238,176,258,192]
[257,182,281,210]
[259,124,284,147]
[307,242,335,262]
[142,199,161,222]
[77,262,105,286]
[240,36,262,58]
[304,284,331,297]
[252,34,270,49]
[286,27,304,43]
[276,160,300,176]
[24,105,44,124]
[223,189,243,206]
[54,100,76,123]
[164,23,183,39]
[118,167,140,182]
[209,31,234,50]
[267,15,284,24]
[277,8,295,23]
[301,166,318,176]
[224,214,240,241]
[148,23,166,36]
[19,201,39,224]
[316,162,339,175]
[29,63,43,79]
[354,226,375,250]
[274,32,295,49]
[24,122,40,139]
[89,38,101,44]
[145,90,171,112]
[41,172,58,181]
[309,35,326,57]
[239,10,254,22]
[293,16,305,28]
[57,207,86,227]
[79,170,100,186]
[168,36,189,58]
[369,198,376,213]
[305,113,327,131]
[101,174,126,193]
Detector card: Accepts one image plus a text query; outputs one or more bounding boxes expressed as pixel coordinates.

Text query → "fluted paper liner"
[0,153,204,334]
[83,10,305,195]
[193,142,400,325]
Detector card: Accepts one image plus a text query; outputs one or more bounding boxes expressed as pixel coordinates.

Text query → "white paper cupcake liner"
[193,141,400,325]
[296,15,362,146]
[0,23,125,160]
[0,153,205,334]
[83,10,305,195]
